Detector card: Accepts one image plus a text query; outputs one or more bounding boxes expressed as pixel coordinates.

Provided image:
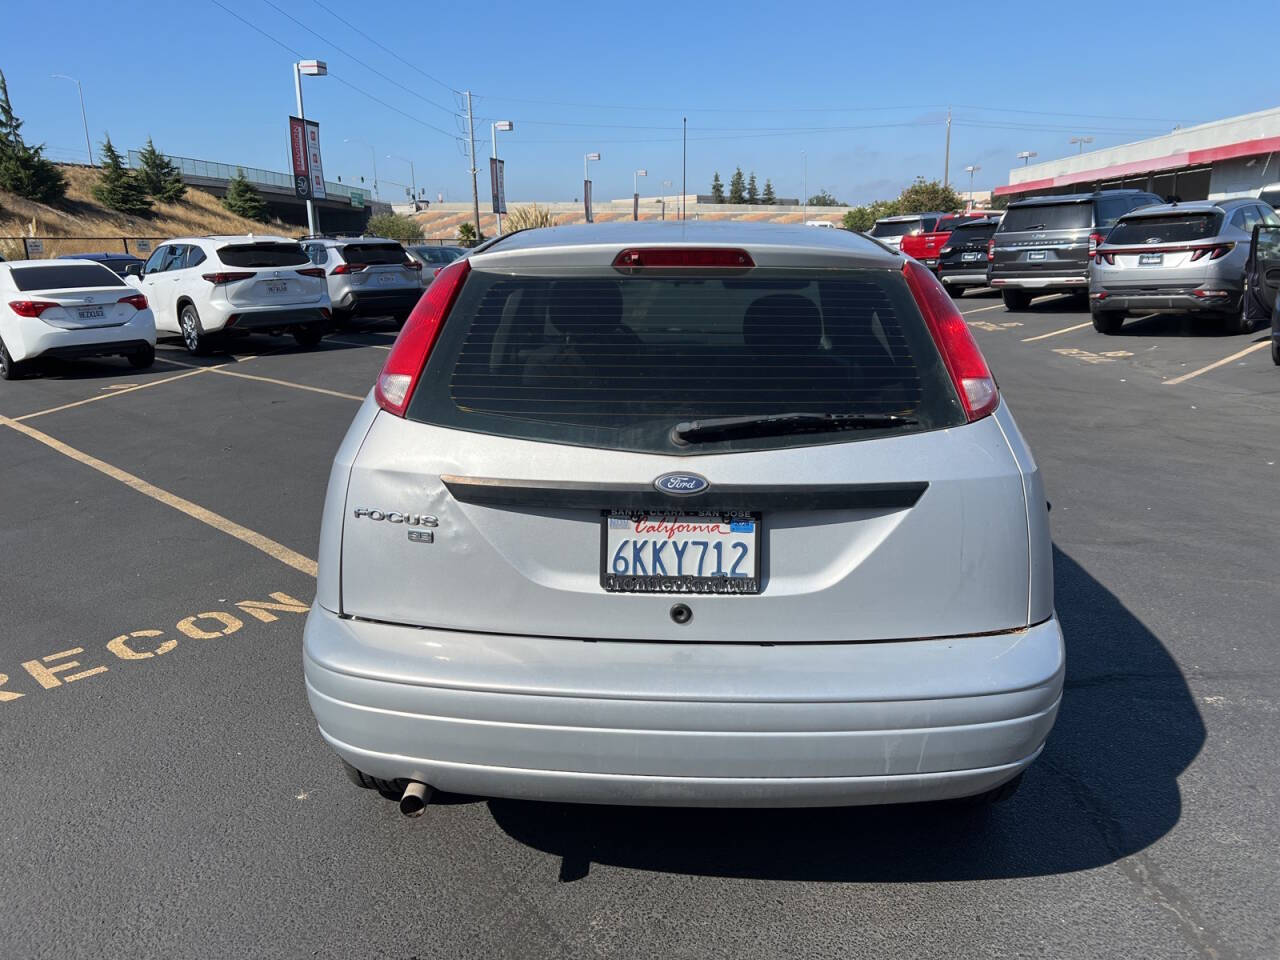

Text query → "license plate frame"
[265,281,288,295]
[961,251,982,261]
[600,511,761,595]
[1027,250,1047,261]
[76,307,106,321]
[376,273,399,285]
[1139,253,1163,266]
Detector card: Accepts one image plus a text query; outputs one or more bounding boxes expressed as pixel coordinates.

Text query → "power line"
[256,0,457,117]
[308,0,459,97]
[208,0,459,140]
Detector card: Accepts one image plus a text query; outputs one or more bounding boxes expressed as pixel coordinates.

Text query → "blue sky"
[5,1,1276,205]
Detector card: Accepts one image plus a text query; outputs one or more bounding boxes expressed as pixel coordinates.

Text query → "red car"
[900,211,1002,269]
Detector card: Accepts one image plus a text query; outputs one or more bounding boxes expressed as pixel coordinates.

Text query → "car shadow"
[483,545,1204,882]
[1111,313,1243,339]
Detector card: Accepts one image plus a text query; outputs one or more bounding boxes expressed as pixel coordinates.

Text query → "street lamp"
[386,154,417,208]
[345,138,378,201]
[633,169,647,221]
[293,59,327,234]
[491,120,513,233]
[50,74,92,166]
[1017,150,1038,166]
[1070,136,1094,154]
[964,164,980,209]
[584,152,600,221]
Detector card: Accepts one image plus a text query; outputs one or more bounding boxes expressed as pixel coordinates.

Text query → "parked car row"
[0,234,466,377]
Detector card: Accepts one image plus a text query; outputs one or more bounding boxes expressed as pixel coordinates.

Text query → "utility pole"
[681,117,687,221]
[466,90,481,241]
[943,106,952,188]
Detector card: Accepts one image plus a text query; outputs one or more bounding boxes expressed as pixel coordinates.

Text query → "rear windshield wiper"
[671,412,918,445]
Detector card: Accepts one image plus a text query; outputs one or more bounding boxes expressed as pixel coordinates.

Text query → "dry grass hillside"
[0,165,291,259]
[409,207,846,240]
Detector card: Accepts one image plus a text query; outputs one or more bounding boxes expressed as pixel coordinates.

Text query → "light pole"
[386,154,417,207]
[1070,136,1094,154]
[345,138,378,201]
[584,152,600,221]
[1017,150,1038,166]
[633,169,647,221]
[491,120,513,233]
[293,59,327,235]
[964,164,980,209]
[50,74,92,166]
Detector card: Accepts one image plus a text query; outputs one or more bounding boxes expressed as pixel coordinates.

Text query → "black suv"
[988,189,1161,310]
[936,217,1002,293]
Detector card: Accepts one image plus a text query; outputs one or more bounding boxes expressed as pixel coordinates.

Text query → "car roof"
[1118,200,1236,218]
[469,221,900,269]
[165,234,298,245]
[1011,189,1155,207]
[58,252,141,261]
[877,212,942,223]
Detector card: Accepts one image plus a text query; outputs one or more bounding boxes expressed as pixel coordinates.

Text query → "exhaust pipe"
[399,780,433,818]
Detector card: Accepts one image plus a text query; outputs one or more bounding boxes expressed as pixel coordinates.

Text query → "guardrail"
[127,150,361,204]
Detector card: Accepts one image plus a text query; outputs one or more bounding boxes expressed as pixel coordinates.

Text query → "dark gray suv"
[989,190,1161,310]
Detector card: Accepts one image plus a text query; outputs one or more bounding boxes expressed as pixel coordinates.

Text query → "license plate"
[602,512,760,594]
[962,251,982,261]
[377,273,398,285]
[77,307,105,320]
[265,281,288,294]
[1027,251,1047,261]
[1139,253,1163,266]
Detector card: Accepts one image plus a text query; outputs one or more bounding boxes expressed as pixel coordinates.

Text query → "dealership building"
[994,106,1280,203]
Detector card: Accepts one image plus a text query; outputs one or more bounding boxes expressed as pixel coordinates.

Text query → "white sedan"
[1,259,156,380]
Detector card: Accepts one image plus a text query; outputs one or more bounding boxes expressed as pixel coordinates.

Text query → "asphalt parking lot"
[2,298,1278,960]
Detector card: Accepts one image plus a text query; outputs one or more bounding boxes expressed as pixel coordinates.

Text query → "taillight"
[987,237,995,262]
[8,300,56,318]
[613,247,754,269]
[901,259,998,422]
[1088,231,1106,256]
[331,262,367,275]
[374,257,470,416]
[117,293,148,310]
[296,267,326,278]
[1209,243,1233,260]
[404,259,423,271]
[201,272,254,284]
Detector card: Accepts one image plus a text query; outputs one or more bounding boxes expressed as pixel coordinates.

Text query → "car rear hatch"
[215,242,327,306]
[7,263,140,329]
[341,242,420,291]
[939,224,997,269]
[1097,211,1229,273]
[339,247,1031,644]
[991,200,1092,279]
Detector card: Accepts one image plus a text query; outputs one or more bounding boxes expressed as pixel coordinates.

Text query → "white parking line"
[157,356,363,401]
[961,294,1068,317]
[1163,341,1271,385]
[328,338,391,352]
[1021,322,1093,342]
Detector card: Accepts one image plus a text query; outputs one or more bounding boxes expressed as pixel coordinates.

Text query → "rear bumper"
[335,288,422,317]
[989,273,1088,290]
[939,270,989,288]
[304,607,1064,807]
[226,307,329,332]
[1090,279,1241,314]
[2,311,156,362]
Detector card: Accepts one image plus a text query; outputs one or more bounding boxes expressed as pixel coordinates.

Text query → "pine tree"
[136,137,185,202]
[92,136,152,216]
[710,171,725,203]
[761,179,776,204]
[746,172,759,204]
[728,167,746,204]
[221,167,266,221]
[0,70,66,203]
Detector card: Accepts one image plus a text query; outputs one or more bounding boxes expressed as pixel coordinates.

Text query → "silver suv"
[1089,198,1280,334]
[300,236,423,326]
[304,223,1061,813]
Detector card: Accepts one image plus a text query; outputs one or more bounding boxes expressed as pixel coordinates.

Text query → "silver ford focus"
[304,222,1062,813]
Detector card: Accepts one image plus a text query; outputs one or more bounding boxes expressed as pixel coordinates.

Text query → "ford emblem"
[654,473,709,496]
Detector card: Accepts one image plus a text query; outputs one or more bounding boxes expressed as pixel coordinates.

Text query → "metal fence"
[0,237,167,260]
[127,150,361,203]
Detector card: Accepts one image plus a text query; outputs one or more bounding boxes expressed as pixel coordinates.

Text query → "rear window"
[217,243,308,267]
[1106,213,1223,245]
[411,246,460,264]
[407,268,965,455]
[342,242,407,266]
[9,263,125,291]
[947,221,999,242]
[869,220,919,238]
[1000,203,1092,232]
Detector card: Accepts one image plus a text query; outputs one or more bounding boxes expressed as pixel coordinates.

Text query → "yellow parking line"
[1163,341,1270,385]
[0,414,318,577]
[327,338,392,351]
[1021,321,1093,342]
[14,368,210,422]
[158,357,364,401]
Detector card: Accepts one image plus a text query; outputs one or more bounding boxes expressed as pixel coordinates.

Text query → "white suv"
[126,235,331,353]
